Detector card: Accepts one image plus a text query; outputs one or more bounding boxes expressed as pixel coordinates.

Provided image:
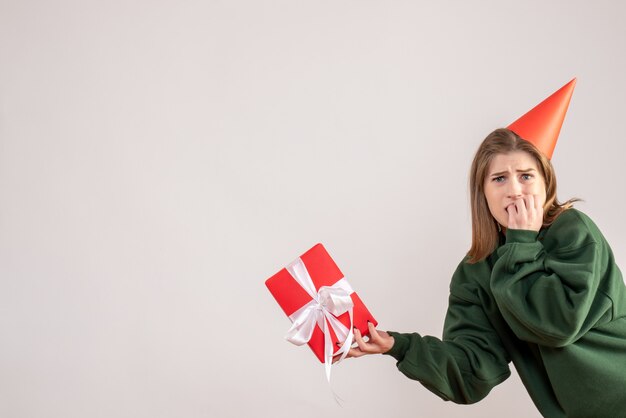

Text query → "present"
[265,243,377,378]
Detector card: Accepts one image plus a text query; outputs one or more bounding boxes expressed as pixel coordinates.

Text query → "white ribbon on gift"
[284,257,354,382]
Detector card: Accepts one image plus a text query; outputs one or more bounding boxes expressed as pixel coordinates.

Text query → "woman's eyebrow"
[489,168,537,177]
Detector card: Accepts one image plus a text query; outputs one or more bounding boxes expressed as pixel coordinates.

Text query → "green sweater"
[386,209,626,418]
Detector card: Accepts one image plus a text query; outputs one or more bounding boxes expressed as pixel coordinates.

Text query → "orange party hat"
[507,78,577,159]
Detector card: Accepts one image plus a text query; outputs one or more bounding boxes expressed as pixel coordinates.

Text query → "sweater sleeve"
[490,211,613,347]
[384,279,511,404]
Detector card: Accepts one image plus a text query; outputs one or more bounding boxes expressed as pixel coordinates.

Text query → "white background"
[1,1,625,417]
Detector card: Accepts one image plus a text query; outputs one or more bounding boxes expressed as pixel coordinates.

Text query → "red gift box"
[265,243,377,363]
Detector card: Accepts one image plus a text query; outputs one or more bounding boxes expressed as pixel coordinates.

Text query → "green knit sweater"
[385,209,626,418]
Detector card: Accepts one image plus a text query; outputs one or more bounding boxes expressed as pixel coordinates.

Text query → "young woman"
[348,128,626,418]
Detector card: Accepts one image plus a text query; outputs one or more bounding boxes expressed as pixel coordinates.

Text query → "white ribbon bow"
[285,257,354,382]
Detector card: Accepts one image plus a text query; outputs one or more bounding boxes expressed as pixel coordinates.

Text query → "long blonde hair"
[467,128,578,263]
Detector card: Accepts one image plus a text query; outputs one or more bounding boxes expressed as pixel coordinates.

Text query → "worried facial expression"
[483,151,547,230]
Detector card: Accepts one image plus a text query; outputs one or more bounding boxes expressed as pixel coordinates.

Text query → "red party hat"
[507,78,577,159]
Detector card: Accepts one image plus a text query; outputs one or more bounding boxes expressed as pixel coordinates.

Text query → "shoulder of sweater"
[449,255,491,302]
[542,208,601,252]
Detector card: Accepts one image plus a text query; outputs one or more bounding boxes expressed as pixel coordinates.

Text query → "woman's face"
[483,151,547,230]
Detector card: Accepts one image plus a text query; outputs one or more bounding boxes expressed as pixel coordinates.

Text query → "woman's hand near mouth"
[506,194,543,232]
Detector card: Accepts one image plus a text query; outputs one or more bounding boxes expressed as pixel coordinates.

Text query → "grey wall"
[1,1,625,417]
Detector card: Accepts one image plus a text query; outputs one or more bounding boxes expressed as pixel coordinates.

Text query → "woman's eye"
[521,174,533,180]
[493,176,505,183]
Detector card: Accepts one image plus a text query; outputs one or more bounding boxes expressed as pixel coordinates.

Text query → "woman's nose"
[507,179,523,197]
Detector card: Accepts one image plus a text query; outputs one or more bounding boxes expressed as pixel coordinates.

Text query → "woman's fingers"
[517,196,529,219]
[524,194,543,231]
[533,194,544,219]
[353,327,366,349]
[507,195,543,231]
[507,203,516,227]
[526,194,534,212]
[354,327,378,353]
[535,194,544,211]
[348,346,366,358]
[367,321,381,342]
[339,324,395,360]
[343,329,368,359]
[507,198,524,229]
